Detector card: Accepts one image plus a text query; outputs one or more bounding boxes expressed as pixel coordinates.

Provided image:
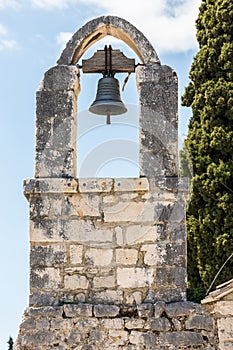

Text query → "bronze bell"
[89,76,127,124]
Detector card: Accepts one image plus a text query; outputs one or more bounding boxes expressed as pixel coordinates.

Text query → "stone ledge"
[24,177,189,196]
[24,178,78,197]
[114,178,149,192]
[24,178,150,196]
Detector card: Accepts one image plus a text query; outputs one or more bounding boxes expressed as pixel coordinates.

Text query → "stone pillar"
[137,64,178,177]
[35,65,79,178]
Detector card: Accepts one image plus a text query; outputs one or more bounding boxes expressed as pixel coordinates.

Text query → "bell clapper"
[106,114,111,124]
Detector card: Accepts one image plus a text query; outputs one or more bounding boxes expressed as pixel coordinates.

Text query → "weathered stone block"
[94,305,120,317]
[51,318,72,331]
[20,330,57,347]
[42,65,79,92]
[137,303,154,317]
[117,268,154,288]
[30,219,113,243]
[141,243,167,266]
[66,329,84,345]
[75,317,99,331]
[29,291,60,306]
[64,275,89,290]
[104,201,155,223]
[185,314,213,331]
[93,275,115,289]
[19,318,36,331]
[92,290,123,304]
[125,225,162,245]
[126,291,143,305]
[24,178,78,195]
[152,176,189,193]
[129,331,157,346]
[142,243,186,267]
[169,223,186,242]
[36,115,52,149]
[35,147,75,178]
[25,305,63,317]
[165,301,196,317]
[155,288,186,303]
[36,90,76,118]
[154,301,166,318]
[115,226,124,245]
[30,194,63,219]
[30,267,61,289]
[51,116,76,149]
[70,245,83,264]
[147,317,171,332]
[101,318,124,329]
[36,318,50,330]
[158,331,204,347]
[125,318,146,330]
[140,149,175,178]
[156,267,187,288]
[213,301,233,317]
[172,318,183,331]
[79,178,113,193]
[217,318,233,349]
[63,304,93,317]
[107,330,128,346]
[30,244,66,266]
[64,193,100,218]
[89,329,106,343]
[153,201,185,223]
[85,248,113,266]
[113,178,149,192]
[116,248,138,265]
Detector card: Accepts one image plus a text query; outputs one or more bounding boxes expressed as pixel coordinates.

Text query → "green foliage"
[187,288,207,303]
[182,0,233,290]
[7,337,13,350]
[179,145,193,178]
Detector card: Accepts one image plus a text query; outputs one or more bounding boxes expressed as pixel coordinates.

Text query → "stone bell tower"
[14,16,215,350]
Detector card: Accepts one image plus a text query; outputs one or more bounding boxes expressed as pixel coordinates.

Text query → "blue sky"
[0,0,201,347]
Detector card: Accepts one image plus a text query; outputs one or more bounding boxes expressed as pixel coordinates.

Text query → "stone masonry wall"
[202,282,233,350]
[15,301,218,349]
[25,177,188,307]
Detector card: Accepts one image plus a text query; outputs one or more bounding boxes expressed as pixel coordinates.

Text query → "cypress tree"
[7,336,13,350]
[182,0,233,290]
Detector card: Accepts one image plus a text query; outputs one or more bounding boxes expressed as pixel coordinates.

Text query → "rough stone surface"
[14,303,218,349]
[202,290,233,350]
[57,16,160,65]
[14,14,224,350]
[26,176,188,306]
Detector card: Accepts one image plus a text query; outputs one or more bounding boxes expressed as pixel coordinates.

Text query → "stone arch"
[57,16,160,65]
[36,16,178,179]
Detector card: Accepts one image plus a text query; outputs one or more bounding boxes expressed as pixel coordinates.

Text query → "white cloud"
[78,0,201,54]
[0,0,20,10]
[0,38,17,50]
[0,23,18,51]
[0,23,7,35]
[31,0,70,10]
[56,31,73,49]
